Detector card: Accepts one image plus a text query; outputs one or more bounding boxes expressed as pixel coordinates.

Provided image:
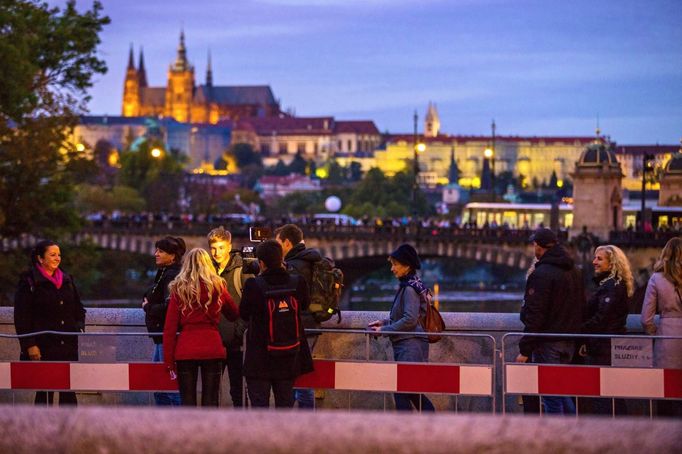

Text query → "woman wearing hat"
[369,243,435,412]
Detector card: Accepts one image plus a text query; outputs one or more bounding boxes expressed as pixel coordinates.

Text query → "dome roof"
[664,151,682,174]
[578,142,620,167]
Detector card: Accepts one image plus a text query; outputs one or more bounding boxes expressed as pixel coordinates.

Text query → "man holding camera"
[207,226,253,407]
[274,223,322,409]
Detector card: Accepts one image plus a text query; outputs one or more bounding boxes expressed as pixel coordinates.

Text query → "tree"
[288,152,308,175]
[349,162,363,182]
[0,0,109,238]
[118,140,186,212]
[228,143,262,169]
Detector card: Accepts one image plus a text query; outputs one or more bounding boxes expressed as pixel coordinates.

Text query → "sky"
[61,0,681,144]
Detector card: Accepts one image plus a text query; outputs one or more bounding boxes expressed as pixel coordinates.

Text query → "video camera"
[234,226,271,275]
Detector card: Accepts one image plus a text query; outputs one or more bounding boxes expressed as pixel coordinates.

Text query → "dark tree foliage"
[0,1,109,238]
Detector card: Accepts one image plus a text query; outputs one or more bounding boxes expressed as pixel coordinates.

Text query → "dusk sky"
[63,0,681,144]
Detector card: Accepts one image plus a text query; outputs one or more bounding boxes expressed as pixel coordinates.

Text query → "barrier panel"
[0,329,497,412]
[293,328,497,412]
[501,332,682,418]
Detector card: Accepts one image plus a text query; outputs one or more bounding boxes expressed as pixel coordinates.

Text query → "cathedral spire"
[206,49,213,87]
[127,43,135,70]
[173,29,189,71]
[138,47,147,87]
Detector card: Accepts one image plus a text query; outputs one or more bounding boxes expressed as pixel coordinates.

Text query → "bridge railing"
[80,222,567,245]
[608,230,681,247]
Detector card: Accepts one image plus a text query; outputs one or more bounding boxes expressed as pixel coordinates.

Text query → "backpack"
[417,288,446,343]
[309,257,344,323]
[259,278,301,357]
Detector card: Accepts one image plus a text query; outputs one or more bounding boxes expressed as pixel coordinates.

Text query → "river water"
[344,258,527,313]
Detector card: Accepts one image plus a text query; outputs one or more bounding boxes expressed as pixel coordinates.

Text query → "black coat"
[582,272,629,359]
[14,267,86,361]
[284,243,322,331]
[143,262,181,344]
[519,245,585,357]
[240,267,313,380]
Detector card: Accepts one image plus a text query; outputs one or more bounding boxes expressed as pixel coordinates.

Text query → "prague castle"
[122,31,281,123]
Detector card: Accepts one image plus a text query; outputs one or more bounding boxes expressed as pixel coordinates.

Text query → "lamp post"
[412,110,419,215]
[640,152,655,232]
[485,119,496,202]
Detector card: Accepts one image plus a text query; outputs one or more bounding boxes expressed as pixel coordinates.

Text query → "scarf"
[36,264,63,289]
[399,273,428,298]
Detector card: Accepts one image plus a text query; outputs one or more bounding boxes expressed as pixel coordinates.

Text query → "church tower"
[570,130,624,240]
[425,102,440,137]
[122,44,140,116]
[138,47,148,88]
[164,30,195,122]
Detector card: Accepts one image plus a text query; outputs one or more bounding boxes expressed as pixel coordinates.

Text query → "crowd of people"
[11,222,682,414]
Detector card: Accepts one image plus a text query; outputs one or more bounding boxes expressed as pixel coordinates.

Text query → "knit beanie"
[389,243,421,270]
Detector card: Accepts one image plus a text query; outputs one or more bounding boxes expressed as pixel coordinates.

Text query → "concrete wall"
[1,406,679,453]
[0,308,651,412]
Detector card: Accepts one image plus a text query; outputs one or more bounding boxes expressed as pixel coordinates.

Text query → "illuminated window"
[625,215,636,229]
[658,216,669,228]
[564,213,573,228]
[533,213,545,227]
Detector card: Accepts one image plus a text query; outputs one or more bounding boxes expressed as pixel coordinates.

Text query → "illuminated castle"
[122,31,281,123]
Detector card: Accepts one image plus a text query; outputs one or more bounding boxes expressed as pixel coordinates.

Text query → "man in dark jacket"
[516,227,584,415]
[207,226,252,407]
[142,236,185,406]
[240,240,313,408]
[275,223,321,408]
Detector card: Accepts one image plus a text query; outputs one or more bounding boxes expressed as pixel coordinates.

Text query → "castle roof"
[385,134,596,144]
[334,120,380,135]
[614,145,678,156]
[238,116,335,136]
[195,85,277,106]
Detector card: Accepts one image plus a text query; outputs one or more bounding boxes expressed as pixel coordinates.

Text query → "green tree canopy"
[0,0,109,238]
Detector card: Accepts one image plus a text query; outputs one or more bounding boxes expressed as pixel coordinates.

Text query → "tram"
[462,202,682,230]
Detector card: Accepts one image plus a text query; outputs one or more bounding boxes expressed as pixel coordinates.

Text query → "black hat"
[390,243,421,270]
[529,228,558,248]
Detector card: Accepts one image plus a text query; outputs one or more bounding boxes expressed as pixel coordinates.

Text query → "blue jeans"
[532,340,576,415]
[392,338,435,412]
[152,344,181,406]
[294,337,316,409]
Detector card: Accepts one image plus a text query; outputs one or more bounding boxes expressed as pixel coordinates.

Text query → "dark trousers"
[176,359,223,407]
[35,391,77,406]
[392,338,435,412]
[20,351,77,406]
[246,377,295,408]
[223,348,245,407]
[532,341,576,415]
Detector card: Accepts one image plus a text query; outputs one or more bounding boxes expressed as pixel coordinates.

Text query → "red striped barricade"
[295,329,497,412]
[501,332,682,417]
[0,361,177,392]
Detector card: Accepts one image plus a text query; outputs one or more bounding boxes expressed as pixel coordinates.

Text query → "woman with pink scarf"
[14,240,86,405]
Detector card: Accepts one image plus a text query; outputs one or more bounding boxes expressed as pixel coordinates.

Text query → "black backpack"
[257,277,301,357]
[308,257,344,323]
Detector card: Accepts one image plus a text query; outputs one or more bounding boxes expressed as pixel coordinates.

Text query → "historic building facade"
[122,32,281,124]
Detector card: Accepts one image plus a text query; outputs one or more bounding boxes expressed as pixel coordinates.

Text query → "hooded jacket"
[284,242,323,332]
[519,244,585,357]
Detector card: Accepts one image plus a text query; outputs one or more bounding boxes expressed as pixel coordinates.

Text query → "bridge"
[3,223,676,272]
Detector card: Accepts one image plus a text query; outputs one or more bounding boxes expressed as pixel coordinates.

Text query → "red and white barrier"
[0,360,493,396]
[295,360,493,396]
[0,362,178,392]
[506,364,682,399]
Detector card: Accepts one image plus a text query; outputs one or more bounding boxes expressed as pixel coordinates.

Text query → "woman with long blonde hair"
[641,237,682,370]
[582,244,634,415]
[163,248,238,406]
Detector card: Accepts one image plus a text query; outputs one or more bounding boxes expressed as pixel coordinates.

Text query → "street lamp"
[412,110,420,214]
[484,146,495,202]
[151,147,163,158]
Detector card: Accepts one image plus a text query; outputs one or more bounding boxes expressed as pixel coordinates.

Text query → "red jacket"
[163,284,238,371]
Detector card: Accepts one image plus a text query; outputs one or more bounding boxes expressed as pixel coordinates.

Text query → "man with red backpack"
[240,240,313,408]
